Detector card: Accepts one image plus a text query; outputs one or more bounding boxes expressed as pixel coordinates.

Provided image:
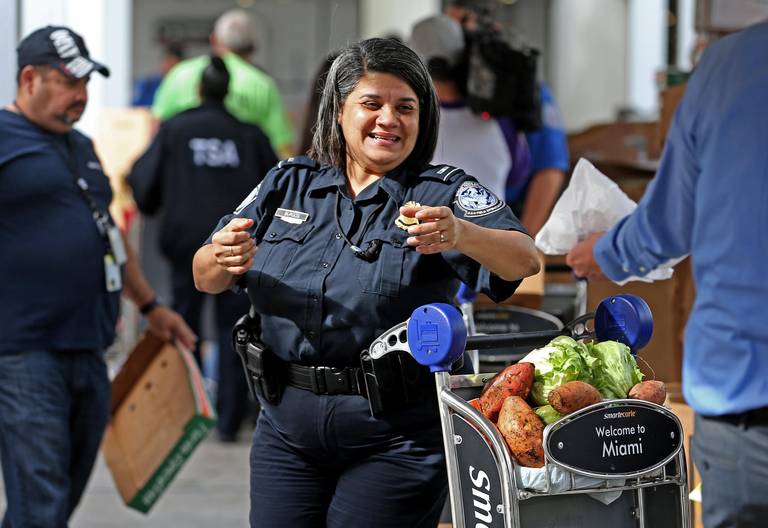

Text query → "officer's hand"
[211,218,257,275]
[145,305,198,350]
[401,205,463,254]
[565,232,607,281]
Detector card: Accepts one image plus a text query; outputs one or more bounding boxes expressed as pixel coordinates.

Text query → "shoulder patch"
[454,181,506,217]
[277,155,319,170]
[419,164,466,183]
[233,183,261,214]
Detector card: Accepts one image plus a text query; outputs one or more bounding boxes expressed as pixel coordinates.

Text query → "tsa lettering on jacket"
[188,138,241,168]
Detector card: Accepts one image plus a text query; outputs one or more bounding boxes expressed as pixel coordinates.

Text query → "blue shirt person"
[193,38,540,528]
[565,22,768,528]
[509,83,569,236]
[0,26,194,527]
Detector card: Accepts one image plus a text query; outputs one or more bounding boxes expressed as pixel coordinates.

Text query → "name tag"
[275,208,309,224]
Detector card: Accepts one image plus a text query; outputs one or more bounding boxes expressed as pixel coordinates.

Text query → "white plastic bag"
[535,158,676,284]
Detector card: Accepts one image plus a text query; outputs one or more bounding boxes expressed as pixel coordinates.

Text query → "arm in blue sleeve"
[594,92,700,281]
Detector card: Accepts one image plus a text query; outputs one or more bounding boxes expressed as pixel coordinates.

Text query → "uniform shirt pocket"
[356,230,409,297]
[254,220,314,288]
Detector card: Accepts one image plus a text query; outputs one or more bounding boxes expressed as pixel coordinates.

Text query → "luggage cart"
[402,294,690,528]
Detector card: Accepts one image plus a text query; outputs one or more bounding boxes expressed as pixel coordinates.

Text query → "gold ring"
[440,232,446,243]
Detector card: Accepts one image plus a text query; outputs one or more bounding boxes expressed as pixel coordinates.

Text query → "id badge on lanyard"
[106,223,127,265]
[104,254,122,292]
[64,142,128,282]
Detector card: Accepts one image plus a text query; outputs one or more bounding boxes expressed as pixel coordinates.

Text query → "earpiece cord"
[334,189,385,261]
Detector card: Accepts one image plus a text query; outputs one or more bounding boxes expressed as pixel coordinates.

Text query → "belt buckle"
[319,367,352,395]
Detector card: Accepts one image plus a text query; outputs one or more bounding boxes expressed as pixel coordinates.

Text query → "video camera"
[461,2,542,131]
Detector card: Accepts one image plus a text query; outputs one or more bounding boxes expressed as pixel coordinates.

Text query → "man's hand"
[565,232,607,281]
[145,305,197,350]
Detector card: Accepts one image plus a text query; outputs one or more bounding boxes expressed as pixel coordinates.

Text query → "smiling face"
[338,72,420,181]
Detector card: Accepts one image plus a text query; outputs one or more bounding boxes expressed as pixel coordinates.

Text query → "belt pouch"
[360,351,434,418]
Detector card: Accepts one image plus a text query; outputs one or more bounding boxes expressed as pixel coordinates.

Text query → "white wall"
[19,0,132,136]
[360,0,440,40]
[677,0,696,70]
[627,0,665,118]
[0,1,18,106]
[550,0,628,132]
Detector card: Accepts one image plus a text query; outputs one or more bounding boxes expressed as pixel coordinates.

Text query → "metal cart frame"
[401,296,689,528]
[435,370,690,528]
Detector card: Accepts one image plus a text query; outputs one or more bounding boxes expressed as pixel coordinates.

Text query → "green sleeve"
[260,80,294,153]
[151,58,205,121]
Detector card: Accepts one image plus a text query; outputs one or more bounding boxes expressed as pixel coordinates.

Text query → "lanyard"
[10,102,115,240]
[57,134,113,239]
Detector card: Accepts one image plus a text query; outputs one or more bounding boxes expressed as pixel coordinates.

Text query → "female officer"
[193,38,540,528]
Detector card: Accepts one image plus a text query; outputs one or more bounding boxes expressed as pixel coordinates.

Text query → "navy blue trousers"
[693,413,768,527]
[172,267,251,438]
[249,386,448,527]
[0,349,110,528]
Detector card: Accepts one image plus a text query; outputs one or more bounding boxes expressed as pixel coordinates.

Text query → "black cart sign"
[453,414,506,528]
[544,400,683,478]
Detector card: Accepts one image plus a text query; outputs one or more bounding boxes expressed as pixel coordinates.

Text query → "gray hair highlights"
[309,38,439,172]
[214,9,257,55]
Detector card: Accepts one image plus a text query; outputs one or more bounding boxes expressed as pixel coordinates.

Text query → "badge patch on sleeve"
[455,181,505,217]
[233,183,261,214]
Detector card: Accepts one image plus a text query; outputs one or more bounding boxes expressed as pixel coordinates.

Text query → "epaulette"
[277,155,319,170]
[419,164,466,183]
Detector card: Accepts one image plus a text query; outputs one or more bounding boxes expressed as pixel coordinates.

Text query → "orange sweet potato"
[468,398,483,412]
[497,396,545,468]
[479,362,535,422]
[548,381,602,415]
[629,380,667,405]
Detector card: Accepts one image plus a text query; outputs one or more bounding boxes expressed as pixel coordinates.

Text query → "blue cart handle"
[408,295,653,372]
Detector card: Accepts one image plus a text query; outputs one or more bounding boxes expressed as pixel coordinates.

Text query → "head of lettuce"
[523,336,643,406]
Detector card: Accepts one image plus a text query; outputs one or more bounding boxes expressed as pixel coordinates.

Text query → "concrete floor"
[75,435,252,528]
[0,432,252,527]
[0,428,463,527]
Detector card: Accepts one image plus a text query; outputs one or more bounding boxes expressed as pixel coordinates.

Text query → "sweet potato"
[629,380,667,405]
[468,398,483,412]
[548,381,602,415]
[497,396,545,468]
[479,362,535,422]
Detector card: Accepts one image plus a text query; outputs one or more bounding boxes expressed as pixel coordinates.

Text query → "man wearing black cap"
[0,26,196,526]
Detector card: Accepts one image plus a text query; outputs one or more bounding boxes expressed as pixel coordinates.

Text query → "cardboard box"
[102,333,216,513]
[91,107,155,230]
[659,84,687,146]
[586,257,694,382]
[475,253,546,310]
[666,382,703,528]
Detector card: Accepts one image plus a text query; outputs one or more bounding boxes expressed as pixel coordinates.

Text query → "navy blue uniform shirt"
[0,109,119,352]
[209,157,528,367]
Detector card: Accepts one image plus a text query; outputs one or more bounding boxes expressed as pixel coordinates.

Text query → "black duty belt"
[707,406,768,427]
[285,363,364,396]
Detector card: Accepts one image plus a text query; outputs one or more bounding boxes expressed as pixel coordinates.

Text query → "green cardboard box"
[102,333,216,513]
